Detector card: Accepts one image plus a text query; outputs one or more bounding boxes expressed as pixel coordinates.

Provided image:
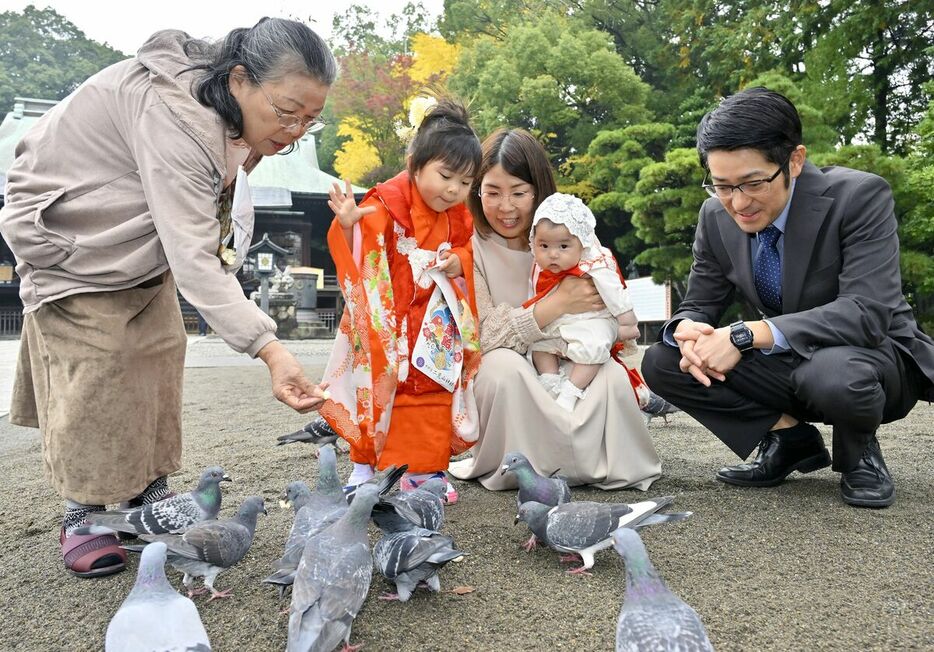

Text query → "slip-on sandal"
[60,527,126,578]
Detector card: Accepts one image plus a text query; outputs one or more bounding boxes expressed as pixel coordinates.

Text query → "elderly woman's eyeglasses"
[477,189,535,207]
[260,86,327,134]
[701,165,784,199]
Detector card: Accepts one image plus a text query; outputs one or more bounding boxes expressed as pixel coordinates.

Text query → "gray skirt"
[10,274,187,504]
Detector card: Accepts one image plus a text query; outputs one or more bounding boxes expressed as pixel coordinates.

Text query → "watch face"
[730,322,753,350]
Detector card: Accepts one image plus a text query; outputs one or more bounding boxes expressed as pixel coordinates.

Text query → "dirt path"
[0,362,931,651]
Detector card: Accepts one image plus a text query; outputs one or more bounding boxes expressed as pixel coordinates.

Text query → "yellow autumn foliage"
[408,33,460,85]
[333,118,381,184]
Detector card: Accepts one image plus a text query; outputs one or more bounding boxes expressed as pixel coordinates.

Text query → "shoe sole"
[716,450,832,487]
[67,561,126,578]
[841,491,895,508]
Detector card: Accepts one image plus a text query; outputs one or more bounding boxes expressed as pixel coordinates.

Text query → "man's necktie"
[754,225,782,312]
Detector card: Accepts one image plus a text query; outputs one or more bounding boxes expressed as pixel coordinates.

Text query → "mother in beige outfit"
[0,18,333,578]
[448,129,661,491]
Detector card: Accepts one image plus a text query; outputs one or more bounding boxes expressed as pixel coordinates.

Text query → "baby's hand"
[328,179,376,229]
[437,251,463,278]
[616,309,639,342]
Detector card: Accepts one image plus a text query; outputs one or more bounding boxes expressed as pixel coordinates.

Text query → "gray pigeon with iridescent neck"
[500,451,571,508]
[78,467,231,537]
[128,496,267,601]
[263,446,347,594]
[516,496,689,574]
[287,483,381,652]
[612,528,714,651]
[501,451,570,551]
[105,541,212,652]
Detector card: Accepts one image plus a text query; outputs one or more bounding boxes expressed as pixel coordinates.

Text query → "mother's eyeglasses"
[260,85,326,135]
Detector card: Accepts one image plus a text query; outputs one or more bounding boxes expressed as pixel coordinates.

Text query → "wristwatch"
[729,321,754,353]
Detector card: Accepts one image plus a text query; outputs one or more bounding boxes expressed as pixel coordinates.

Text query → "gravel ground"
[0,353,931,651]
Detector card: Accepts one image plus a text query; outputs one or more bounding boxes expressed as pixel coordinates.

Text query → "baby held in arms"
[523,193,639,411]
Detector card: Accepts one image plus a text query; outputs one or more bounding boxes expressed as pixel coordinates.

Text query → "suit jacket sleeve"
[770,173,902,358]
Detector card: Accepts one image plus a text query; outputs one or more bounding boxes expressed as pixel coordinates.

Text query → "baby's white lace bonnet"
[530,192,597,249]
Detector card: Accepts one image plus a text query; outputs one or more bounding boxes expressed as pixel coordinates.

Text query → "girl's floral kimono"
[320,171,481,473]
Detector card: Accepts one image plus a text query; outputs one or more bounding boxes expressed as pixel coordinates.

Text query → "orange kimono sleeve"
[319,210,400,459]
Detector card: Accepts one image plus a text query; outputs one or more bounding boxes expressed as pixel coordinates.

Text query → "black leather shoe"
[840,437,895,508]
[716,423,831,487]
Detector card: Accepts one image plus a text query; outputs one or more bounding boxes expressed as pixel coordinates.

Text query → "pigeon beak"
[221,474,232,483]
[262,507,269,516]
[500,464,509,475]
[513,514,520,525]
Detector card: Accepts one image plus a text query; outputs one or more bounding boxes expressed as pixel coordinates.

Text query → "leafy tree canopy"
[0,5,127,112]
[448,10,651,163]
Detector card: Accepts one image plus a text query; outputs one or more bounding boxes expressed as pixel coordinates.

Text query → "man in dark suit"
[642,88,934,508]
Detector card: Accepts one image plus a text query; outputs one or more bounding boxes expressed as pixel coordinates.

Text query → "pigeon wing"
[547,502,627,550]
[87,492,204,535]
[181,520,253,567]
[375,530,454,579]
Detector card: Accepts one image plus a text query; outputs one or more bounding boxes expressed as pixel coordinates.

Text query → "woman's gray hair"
[184,17,338,139]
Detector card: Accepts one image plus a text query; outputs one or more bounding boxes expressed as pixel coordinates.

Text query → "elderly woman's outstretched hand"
[257,341,329,413]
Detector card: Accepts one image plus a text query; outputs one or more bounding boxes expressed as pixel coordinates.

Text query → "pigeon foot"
[378,592,401,601]
[207,588,234,601]
[187,587,208,598]
[522,534,538,552]
[558,553,582,563]
[340,642,364,652]
[566,565,593,576]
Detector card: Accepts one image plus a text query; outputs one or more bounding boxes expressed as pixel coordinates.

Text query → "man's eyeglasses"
[260,86,326,134]
[702,165,784,199]
[477,189,535,207]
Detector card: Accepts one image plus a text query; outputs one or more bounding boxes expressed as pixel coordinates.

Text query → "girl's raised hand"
[328,179,376,228]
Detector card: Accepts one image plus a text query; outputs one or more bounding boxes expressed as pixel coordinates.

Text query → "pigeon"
[612,528,714,652]
[287,483,381,652]
[641,391,680,426]
[105,541,211,652]
[76,467,231,537]
[264,450,407,595]
[371,477,447,532]
[277,415,341,448]
[500,451,571,507]
[373,524,465,602]
[500,451,571,551]
[263,446,348,594]
[515,496,689,574]
[278,480,314,513]
[126,496,267,600]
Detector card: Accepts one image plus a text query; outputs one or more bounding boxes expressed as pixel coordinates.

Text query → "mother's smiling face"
[469,128,558,250]
[478,164,538,247]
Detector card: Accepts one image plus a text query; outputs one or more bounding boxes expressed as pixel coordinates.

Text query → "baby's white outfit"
[527,194,633,366]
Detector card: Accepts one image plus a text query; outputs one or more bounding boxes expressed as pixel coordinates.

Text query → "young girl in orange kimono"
[320,99,482,503]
